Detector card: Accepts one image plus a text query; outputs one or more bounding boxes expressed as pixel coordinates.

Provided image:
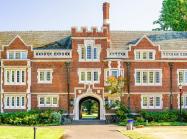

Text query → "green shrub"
[116,103,129,121]
[0,109,63,125]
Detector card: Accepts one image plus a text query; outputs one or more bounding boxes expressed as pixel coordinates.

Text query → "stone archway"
[74,93,105,120]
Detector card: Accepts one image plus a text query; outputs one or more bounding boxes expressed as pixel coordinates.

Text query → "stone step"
[72,120,106,125]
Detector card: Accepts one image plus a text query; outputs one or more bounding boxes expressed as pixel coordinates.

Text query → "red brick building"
[0,2,187,120]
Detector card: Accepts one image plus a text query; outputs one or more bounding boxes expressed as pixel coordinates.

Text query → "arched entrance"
[74,93,105,120]
[79,97,100,120]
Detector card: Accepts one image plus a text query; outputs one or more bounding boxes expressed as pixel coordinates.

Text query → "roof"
[0,31,187,50]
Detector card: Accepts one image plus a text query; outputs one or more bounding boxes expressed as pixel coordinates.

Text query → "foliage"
[153,0,187,31]
[140,110,180,122]
[0,109,64,125]
[105,76,126,101]
[115,102,129,121]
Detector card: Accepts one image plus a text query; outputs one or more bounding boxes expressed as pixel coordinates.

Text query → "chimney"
[103,2,110,29]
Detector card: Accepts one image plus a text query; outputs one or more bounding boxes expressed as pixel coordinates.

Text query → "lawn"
[82,113,98,119]
[0,126,64,139]
[120,126,187,139]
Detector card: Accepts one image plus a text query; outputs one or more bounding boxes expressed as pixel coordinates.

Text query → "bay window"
[4,95,25,109]
[5,69,26,85]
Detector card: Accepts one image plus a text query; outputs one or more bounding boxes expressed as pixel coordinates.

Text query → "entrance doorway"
[79,97,100,120]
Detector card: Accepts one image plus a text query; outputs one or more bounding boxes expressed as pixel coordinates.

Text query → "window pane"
[179,71,183,83]
[6,70,10,83]
[94,72,98,81]
[21,52,27,59]
[149,97,154,106]
[143,97,148,106]
[46,97,51,105]
[143,52,147,59]
[87,72,91,81]
[17,70,20,83]
[81,47,85,59]
[181,96,184,106]
[155,72,160,83]
[12,97,15,106]
[17,97,20,106]
[185,72,187,83]
[53,97,57,105]
[81,72,85,81]
[149,52,153,59]
[46,72,51,81]
[9,52,14,59]
[87,46,92,59]
[111,70,118,78]
[143,72,148,83]
[6,97,10,106]
[40,97,45,105]
[12,71,15,82]
[185,97,187,106]
[21,97,25,106]
[136,52,140,59]
[136,72,141,83]
[156,97,160,107]
[93,48,98,59]
[40,72,45,81]
[15,52,21,59]
[149,72,154,83]
[22,71,25,83]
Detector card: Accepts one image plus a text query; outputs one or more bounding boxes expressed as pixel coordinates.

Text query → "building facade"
[0,2,187,120]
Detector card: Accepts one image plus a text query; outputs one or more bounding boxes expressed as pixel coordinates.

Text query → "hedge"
[0,109,63,125]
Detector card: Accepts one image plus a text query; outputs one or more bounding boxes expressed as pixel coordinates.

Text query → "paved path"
[63,125,128,139]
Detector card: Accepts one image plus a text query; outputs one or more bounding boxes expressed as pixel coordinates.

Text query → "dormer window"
[135,50,155,60]
[78,40,101,62]
[7,51,27,59]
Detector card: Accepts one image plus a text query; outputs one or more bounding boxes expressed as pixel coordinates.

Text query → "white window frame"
[135,69,162,86]
[37,69,53,84]
[4,68,26,85]
[104,68,124,85]
[178,94,187,109]
[4,95,26,109]
[7,50,28,60]
[134,49,156,60]
[78,68,101,84]
[37,95,59,107]
[141,94,162,109]
[78,40,101,62]
[177,69,187,86]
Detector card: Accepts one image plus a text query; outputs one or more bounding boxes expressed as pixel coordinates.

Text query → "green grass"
[0,126,63,139]
[120,130,157,139]
[82,113,98,119]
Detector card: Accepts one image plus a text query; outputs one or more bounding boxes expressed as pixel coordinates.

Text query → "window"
[135,50,155,60]
[79,40,101,62]
[5,69,26,85]
[4,95,25,109]
[38,96,59,107]
[179,95,187,109]
[78,69,100,84]
[135,69,162,86]
[38,69,53,83]
[7,51,27,59]
[104,69,124,85]
[178,70,187,85]
[141,95,162,109]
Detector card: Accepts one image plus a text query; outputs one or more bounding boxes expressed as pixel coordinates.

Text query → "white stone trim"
[74,93,105,120]
[34,50,72,58]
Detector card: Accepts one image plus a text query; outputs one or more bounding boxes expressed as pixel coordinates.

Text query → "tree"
[105,76,127,102]
[153,0,187,31]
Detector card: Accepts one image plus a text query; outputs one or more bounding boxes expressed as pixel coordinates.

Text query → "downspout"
[126,62,131,111]
[168,62,173,110]
[65,62,71,118]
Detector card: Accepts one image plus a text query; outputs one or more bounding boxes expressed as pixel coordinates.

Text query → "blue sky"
[0,0,163,31]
